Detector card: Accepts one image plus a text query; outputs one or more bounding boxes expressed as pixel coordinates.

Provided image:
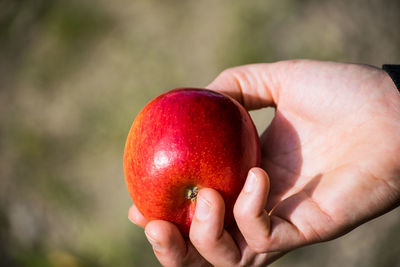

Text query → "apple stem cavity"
[185,186,199,202]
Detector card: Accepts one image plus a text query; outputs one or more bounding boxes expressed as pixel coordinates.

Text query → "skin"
[128,60,400,266]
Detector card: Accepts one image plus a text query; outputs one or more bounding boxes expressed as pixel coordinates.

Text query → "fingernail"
[243,170,257,193]
[144,231,163,252]
[195,195,210,220]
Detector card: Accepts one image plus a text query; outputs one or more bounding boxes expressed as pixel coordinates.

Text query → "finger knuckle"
[233,204,249,222]
[249,241,270,254]
[189,232,215,250]
[219,67,236,77]
[219,67,246,83]
[247,235,270,254]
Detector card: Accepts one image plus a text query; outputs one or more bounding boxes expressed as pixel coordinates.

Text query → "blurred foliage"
[0,0,399,266]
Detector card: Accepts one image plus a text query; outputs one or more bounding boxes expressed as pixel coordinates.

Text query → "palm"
[260,62,400,246]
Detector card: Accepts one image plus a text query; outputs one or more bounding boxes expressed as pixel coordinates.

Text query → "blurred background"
[1,0,400,266]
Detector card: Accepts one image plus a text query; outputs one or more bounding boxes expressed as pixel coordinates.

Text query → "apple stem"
[185,186,199,202]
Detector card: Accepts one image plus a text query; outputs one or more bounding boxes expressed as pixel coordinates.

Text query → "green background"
[1,0,400,266]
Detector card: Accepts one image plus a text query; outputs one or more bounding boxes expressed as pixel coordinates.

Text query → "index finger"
[206,62,285,110]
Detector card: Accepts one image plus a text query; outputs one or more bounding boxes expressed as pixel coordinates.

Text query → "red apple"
[123,88,260,235]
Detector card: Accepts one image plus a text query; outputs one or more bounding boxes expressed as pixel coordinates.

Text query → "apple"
[123,88,260,235]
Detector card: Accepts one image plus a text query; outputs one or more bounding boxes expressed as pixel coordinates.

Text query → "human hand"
[129,60,400,266]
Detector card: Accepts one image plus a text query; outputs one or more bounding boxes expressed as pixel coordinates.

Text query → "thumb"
[206,62,285,110]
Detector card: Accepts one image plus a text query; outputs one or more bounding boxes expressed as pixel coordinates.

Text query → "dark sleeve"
[382,64,400,92]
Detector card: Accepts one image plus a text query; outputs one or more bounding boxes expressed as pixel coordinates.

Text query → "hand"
[128,60,400,266]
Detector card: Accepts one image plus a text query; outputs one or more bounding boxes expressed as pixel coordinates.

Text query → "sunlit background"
[1,0,400,266]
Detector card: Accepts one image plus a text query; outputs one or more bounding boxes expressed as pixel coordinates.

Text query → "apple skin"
[123,88,260,235]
